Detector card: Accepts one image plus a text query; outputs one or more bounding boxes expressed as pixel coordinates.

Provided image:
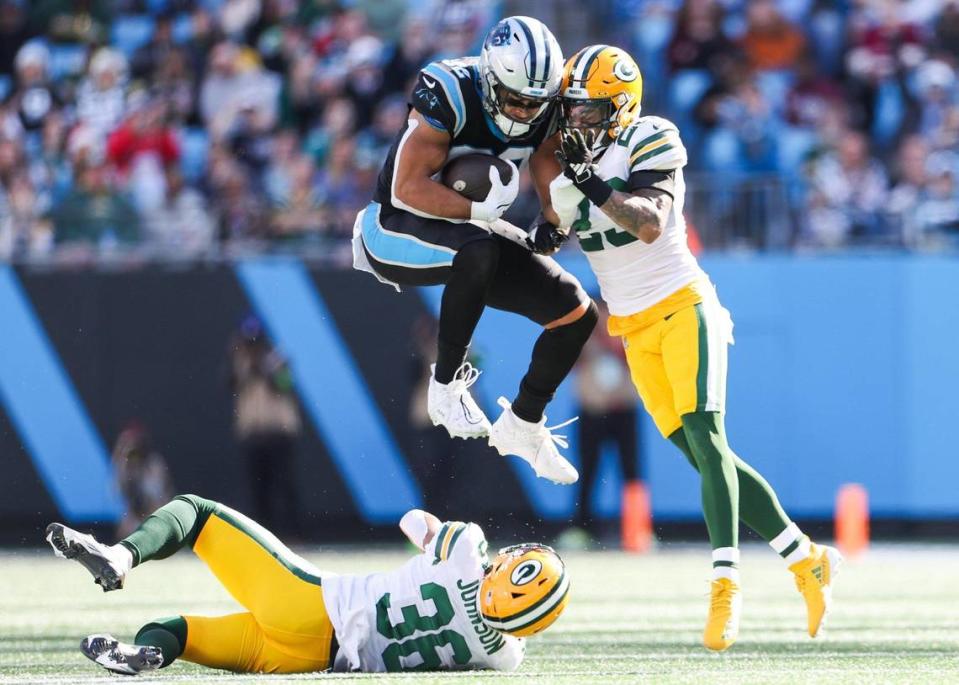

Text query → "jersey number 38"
[375,583,472,671]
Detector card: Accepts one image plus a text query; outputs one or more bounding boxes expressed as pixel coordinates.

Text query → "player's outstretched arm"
[399,509,443,551]
[392,111,480,221]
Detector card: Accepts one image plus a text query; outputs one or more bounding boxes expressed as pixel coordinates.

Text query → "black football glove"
[526,217,569,255]
[555,128,596,184]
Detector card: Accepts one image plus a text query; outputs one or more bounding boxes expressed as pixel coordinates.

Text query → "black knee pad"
[451,238,500,288]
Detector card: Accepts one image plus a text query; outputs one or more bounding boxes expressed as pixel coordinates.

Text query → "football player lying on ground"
[46,494,569,674]
[545,44,841,652]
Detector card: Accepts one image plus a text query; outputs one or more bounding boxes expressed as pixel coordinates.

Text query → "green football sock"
[670,422,791,542]
[135,616,187,668]
[680,411,739,550]
[119,495,219,566]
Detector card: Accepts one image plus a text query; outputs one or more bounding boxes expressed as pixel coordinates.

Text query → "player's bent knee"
[168,494,220,546]
[681,411,733,461]
[171,494,218,517]
[547,299,598,336]
[680,410,722,433]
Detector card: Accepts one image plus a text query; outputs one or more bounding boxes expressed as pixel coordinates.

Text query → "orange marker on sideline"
[835,483,869,557]
[622,480,652,553]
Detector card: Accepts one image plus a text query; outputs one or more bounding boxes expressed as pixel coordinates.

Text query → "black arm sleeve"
[626,169,676,198]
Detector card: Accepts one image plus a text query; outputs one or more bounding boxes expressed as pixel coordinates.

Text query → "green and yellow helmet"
[479,543,570,637]
[560,45,644,148]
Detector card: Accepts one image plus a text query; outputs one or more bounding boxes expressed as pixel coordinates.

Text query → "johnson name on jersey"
[321,520,525,673]
[553,116,707,316]
[373,58,556,212]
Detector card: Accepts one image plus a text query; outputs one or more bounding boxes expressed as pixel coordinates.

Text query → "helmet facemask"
[561,98,614,152]
[480,65,553,138]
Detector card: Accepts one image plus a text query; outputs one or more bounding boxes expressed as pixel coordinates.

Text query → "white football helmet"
[478,16,563,138]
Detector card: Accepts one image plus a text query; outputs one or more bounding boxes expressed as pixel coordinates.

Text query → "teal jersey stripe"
[423,64,465,136]
[361,202,456,269]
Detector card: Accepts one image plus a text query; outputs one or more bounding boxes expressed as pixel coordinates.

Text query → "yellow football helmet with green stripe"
[479,543,569,637]
[560,44,644,150]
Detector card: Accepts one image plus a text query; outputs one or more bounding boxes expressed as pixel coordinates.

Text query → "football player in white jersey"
[46,494,569,674]
[546,45,842,652]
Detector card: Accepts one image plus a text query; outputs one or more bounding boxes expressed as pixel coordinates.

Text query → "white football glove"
[548,174,586,229]
[470,161,520,223]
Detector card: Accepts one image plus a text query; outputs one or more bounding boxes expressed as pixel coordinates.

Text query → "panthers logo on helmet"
[480,544,569,637]
[488,22,512,47]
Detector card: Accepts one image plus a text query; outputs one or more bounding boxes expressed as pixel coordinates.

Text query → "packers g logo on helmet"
[612,59,638,82]
[510,558,542,585]
[560,45,644,147]
[480,543,569,637]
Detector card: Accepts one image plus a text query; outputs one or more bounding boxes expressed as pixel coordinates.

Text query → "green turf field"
[2,544,958,684]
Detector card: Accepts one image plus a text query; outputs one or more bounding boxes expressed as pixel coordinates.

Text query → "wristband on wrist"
[572,173,613,207]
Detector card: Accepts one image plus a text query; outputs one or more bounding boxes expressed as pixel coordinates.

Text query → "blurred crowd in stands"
[0,0,494,262]
[615,0,959,248]
[0,0,956,263]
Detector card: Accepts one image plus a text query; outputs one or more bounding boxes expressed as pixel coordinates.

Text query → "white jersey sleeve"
[425,521,489,571]
[625,116,687,173]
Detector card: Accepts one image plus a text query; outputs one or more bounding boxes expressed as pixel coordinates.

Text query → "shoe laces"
[495,397,578,449]
[542,415,578,449]
[450,362,481,394]
[710,580,735,612]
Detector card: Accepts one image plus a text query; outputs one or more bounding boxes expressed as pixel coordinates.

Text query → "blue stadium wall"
[1,254,957,542]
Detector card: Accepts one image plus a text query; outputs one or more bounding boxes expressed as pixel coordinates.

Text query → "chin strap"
[493,112,531,137]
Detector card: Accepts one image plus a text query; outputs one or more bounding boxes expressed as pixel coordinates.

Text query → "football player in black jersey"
[352,16,594,484]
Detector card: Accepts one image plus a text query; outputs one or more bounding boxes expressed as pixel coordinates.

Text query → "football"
[440,153,514,202]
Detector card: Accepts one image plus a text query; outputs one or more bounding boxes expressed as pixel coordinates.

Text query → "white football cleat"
[428,362,492,439]
[46,523,131,591]
[81,634,162,675]
[488,397,579,484]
